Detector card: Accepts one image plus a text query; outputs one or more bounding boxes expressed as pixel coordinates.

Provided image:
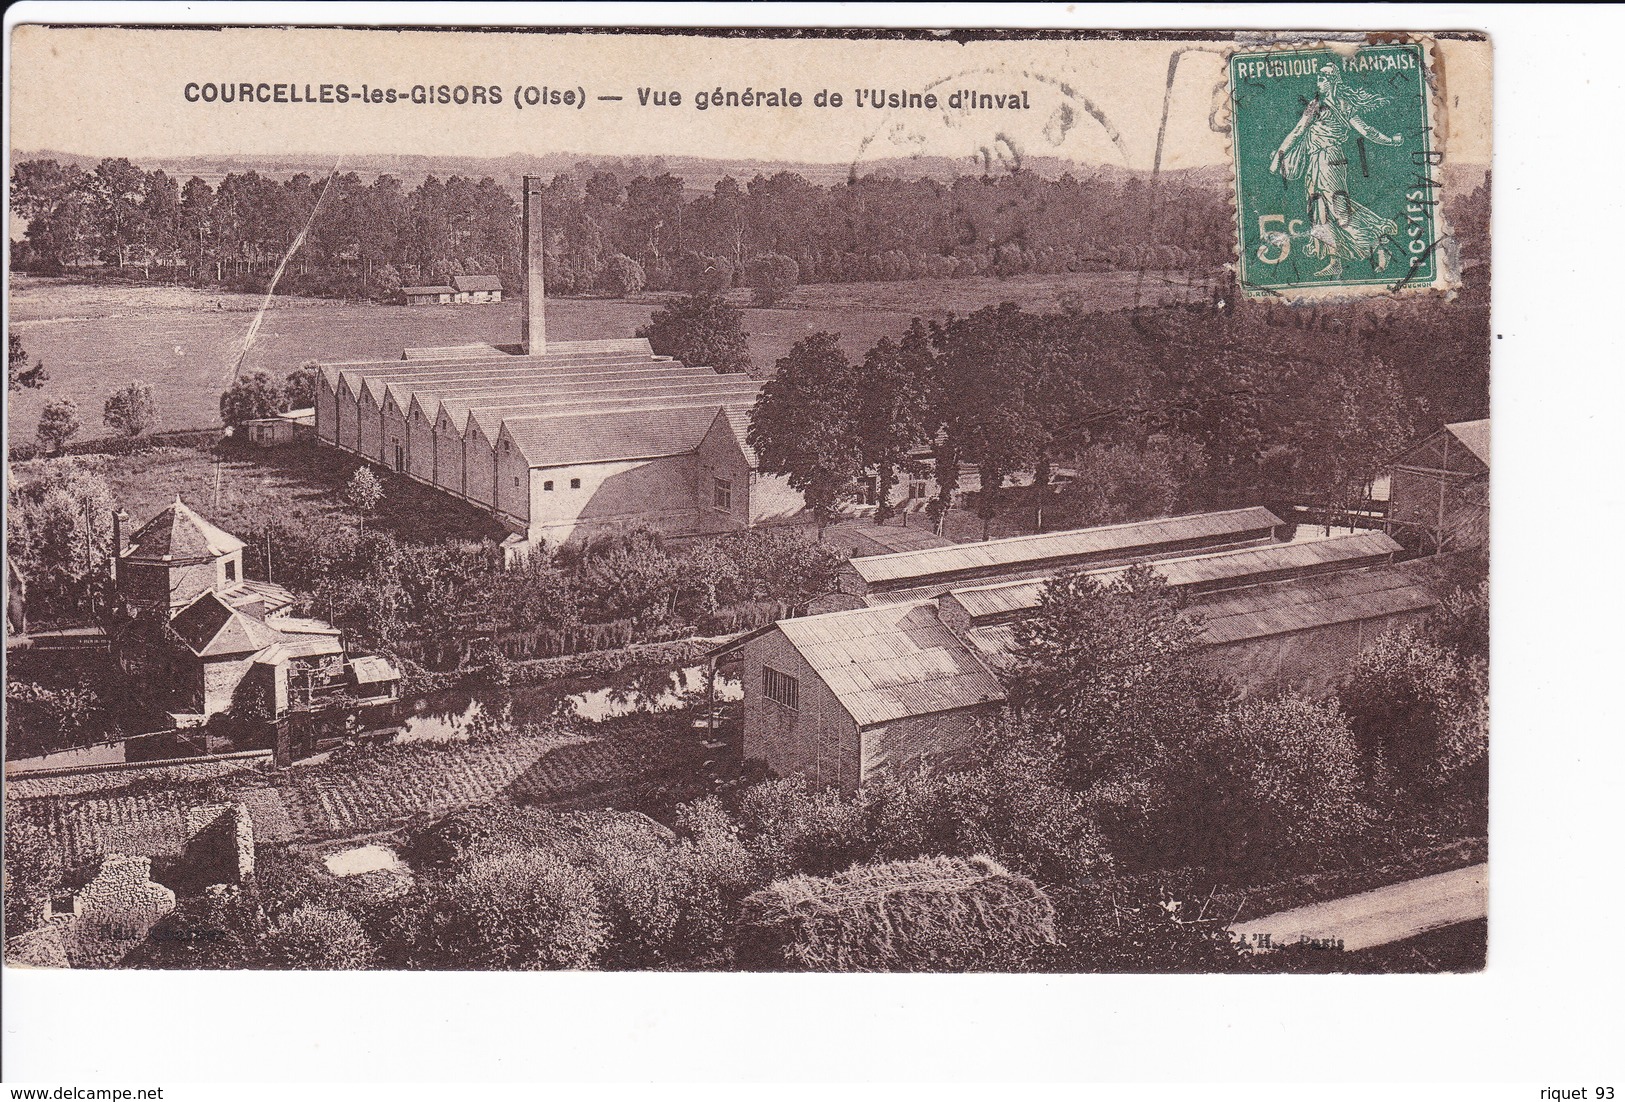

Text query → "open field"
[9,443,507,545]
[7,271,1213,440]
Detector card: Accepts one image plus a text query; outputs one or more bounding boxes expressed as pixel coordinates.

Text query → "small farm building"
[402,285,456,305]
[243,407,315,447]
[451,273,503,303]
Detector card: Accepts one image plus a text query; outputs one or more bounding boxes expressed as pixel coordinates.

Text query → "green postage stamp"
[1229,41,1456,298]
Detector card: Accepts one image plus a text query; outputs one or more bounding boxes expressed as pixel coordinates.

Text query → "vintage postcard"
[4,24,1490,976]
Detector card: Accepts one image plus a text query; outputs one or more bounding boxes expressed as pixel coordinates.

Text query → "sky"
[8,26,1492,171]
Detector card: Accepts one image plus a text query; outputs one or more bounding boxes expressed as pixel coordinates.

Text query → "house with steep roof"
[716,513,1437,792]
[317,176,806,551]
[111,498,396,722]
[1387,418,1489,552]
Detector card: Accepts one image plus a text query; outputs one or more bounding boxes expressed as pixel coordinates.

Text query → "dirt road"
[1230,863,1488,953]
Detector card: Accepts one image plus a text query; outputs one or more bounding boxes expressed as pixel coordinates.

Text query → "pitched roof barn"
[773,601,1007,727]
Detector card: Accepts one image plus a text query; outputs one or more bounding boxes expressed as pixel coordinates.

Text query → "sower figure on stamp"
[1270,64,1404,279]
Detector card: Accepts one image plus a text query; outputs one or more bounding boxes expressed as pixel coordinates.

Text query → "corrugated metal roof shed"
[776,602,1007,727]
[848,507,1284,589]
[947,530,1402,624]
[1190,561,1439,644]
[957,561,1438,656]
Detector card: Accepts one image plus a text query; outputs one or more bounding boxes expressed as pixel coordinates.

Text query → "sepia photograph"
[2,20,1493,979]
[4,4,1618,1094]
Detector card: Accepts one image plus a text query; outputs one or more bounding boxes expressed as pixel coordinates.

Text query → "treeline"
[9,156,1231,299]
[750,298,1486,538]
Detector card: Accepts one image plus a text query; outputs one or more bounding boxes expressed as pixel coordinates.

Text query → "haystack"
[738,854,1057,972]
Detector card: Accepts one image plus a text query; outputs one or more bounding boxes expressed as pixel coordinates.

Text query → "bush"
[737,854,1058,972]
[408,848,606,970]
[1208,694,1373,869]
[103,381,158,437]
[1342,628,1487,790]
[264,904,376,970]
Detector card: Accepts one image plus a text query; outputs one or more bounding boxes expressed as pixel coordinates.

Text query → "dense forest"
[9,156,1236,297]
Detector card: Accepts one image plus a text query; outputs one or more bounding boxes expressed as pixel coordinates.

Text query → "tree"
[219,370,283,428]
[1208,694,1372,868]
[672,250,734,296]
[374,263,403,300]
[412,848,606,970]
[344,467,385,535]
[36,398,81,454]
[601,253,646,297]
[853,321,935,522]
[747,332,865,532]
[636,294,752,374]
[102,381,157,437]
[1007,564,1228,854]
[282,362,320,411]
[745,252,799,306]
[1341,629,1487,790]
[8,333,47,392]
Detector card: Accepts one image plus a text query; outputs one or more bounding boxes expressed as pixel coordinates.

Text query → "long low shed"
[822,507,1287,610]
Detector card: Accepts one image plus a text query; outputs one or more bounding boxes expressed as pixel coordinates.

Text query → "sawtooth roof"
[775,601,1007,728]
[327,338,762,468]
[124,499,245,563]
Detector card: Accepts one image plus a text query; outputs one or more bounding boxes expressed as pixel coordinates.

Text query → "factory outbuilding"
[716,512,1439,793]
[318,175,805,551]
[1387,418,1489,552]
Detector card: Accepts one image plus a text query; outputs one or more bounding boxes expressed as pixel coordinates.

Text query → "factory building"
[715,515,1437,793]
[317,175,805,551]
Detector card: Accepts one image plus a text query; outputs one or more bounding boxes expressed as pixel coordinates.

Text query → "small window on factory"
[513,476,521,487]
[570,477,581,489]
[763,666,799,711]
[224,559,237,583]
[713,477,733,511]
[543,480,555,491]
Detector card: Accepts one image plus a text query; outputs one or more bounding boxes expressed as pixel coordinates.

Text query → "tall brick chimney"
[521,174,546,354]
